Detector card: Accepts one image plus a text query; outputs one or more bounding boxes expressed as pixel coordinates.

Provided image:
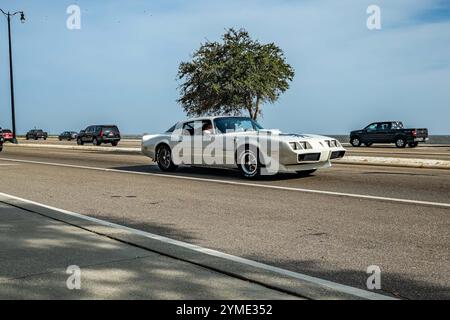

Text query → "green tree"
[177,28,295,120]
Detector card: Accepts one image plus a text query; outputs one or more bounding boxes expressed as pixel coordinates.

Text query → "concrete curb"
[0,193,395,300]
[335,156,450,170]
[6,143,141,154]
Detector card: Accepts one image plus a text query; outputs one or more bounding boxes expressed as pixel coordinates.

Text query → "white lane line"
[0,191,395,300]
[1,157,449,209]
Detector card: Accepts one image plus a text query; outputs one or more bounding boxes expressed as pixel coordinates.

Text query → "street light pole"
[1,9,25,144]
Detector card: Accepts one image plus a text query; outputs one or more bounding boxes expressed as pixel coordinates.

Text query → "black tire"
[77,138,84,146]
[395,137,407,148]
[93,138,101,146]
[350,136,361,147]
[0,146,3,152]
[408,142,418,148]
[111,141,118,147]
[364,142,373,147]
[237,146,261,178]
[34,137,38,140]
[296,169,317,177]
[25,136,29,140]
[156,144,178,172]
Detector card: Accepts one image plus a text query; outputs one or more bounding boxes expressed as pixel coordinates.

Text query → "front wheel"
[350,137,361,147]
[395,137,407,148]
[77,138,84,145]
[296,169,317,177]
[364,142,373,147]
[156,145,178,172]
[237,147,261,178]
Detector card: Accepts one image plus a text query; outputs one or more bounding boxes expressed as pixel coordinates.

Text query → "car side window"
[380,123,391,130]
[182,122,194,136]
[366,124,377,131]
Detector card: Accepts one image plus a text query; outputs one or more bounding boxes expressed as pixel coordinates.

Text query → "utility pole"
[1,9,25,144]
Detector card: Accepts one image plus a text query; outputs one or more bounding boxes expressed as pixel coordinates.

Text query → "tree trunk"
[246,97,254,118]
[253,96,261,120]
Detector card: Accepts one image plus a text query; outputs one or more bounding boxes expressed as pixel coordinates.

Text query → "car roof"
[88,125,118,127]
[182,115,252,123]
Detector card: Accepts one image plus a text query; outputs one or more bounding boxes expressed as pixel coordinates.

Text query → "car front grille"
[330,151,346,159]
[298,153,321,162]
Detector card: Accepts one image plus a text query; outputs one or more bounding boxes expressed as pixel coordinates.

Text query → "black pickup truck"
[350,121,428,148]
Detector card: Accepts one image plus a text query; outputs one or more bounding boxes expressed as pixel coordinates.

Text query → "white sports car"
[142,116,346,178]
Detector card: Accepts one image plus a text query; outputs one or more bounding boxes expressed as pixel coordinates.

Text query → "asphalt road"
[0,146,449,299]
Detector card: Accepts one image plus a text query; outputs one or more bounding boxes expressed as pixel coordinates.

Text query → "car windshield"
[214,117,263,134]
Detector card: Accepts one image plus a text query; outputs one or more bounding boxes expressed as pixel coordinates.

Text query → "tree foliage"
[177,28,295,120]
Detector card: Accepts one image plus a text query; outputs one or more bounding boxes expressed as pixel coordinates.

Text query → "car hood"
[221,130,338,143]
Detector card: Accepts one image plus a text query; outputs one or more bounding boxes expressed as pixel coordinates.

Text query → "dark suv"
[26,129,48,140]
[77,125,121,146]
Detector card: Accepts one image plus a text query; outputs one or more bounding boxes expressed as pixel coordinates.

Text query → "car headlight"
[289,142,298,150]
[326,140,339,148]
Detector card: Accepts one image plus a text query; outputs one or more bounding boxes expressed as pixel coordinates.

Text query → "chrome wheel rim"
[160,148,171,169]
[352,138,359,146]
[241,151,258,176]
[397,139,404,147]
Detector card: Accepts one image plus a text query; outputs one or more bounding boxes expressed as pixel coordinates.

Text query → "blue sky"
[0,0,449,134]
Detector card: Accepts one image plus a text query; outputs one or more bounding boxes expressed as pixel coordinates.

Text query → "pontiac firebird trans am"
[141,116,346,178]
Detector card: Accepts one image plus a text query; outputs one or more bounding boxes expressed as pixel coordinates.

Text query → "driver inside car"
[202,122,213,135]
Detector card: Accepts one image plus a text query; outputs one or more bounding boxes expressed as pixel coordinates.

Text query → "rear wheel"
[395,137,407,148]
[408,142,418,148]
[77,138,84,145]
[237,147,261,178]
[350,137,361,147]
[296,169,317,177]
[111,141,118,147]
[156,144,178,172]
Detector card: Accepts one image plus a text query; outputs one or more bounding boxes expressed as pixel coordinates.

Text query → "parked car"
[58,131,78,141]
[0,129,13,143]
[26,129,48,140]
[350,121,428,148]
[0,130,4,152]
[141,116,346,178]
[77,125,121,146]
